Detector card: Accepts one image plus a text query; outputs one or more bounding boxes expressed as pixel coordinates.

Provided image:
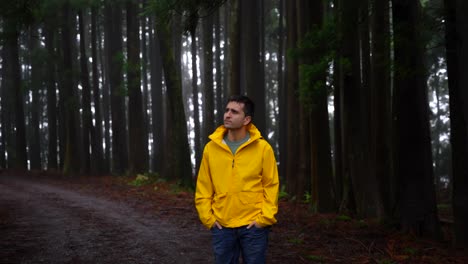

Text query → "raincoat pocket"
[239,192,263,205]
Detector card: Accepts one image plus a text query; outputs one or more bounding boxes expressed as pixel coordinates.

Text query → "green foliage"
[403,247,418,256]
[376,259,397,264]
[437,203,450,210]
[288,237,304,245]
[128,172,161,187]
[303,191,312,203]
[278,184,289,200]
[0,0,40,22]
[336,215,351,222]
[289,18,339,110]
[306,255,325,262]
[145,0,227,33]
[319,217,332,228]
[145,0,175,26]
[356,219,368,228]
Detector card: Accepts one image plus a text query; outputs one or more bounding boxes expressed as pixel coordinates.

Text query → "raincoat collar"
[209,123,262,144]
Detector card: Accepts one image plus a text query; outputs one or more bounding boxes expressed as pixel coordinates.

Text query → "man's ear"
[243,115,252,125]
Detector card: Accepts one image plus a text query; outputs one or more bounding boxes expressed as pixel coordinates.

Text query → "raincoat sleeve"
[195,147,217,229]
[256,144,279,226]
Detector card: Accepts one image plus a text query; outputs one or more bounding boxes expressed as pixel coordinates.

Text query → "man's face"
[224,102,251,129]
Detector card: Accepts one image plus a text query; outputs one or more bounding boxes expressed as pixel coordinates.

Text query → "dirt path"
[0,175,213,264]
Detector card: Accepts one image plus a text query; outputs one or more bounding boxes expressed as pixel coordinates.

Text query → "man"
[195,95,279,264]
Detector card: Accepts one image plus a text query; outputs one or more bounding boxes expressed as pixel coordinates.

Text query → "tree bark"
[228,0,241,95]
[149,16,165,175]
[105,1,128,174]
[127,0,148,174]
[284,0,300,197]
[242,0,266,134]
[28,26,42,170]
[78,9,92,174]
[444,0,468,246]
[61,1,81,175]
[190,28,202,174]
[202,11,215,146]
[214,8,224,126]
[156,22,193,187]
[392,0,441,239]
[44,19,59,170]
[90,5,105,174]
[370,0,393,219]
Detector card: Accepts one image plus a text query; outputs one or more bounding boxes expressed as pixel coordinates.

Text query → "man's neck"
[226,128,248,142]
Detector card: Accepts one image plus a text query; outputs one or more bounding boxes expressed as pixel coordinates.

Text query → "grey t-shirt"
[224,133,251,155]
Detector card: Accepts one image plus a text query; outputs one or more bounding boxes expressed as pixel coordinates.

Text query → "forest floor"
[0,170,467,264]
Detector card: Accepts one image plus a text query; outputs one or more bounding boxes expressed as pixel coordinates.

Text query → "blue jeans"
[211,225,270,264]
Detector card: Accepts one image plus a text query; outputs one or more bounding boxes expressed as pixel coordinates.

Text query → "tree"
[127,0,148,174]
[228,0,241,95]
[242,0,266,134]
[392,0,441,238]
[28,25,43,170]
[295,0,335,212]
[2,13,28,169]
[148,15,165,175]
[202,10,215,146]
[214,7,224,126]
[90,4,105,174]
[190,23,202,174]
[156,21,193,186]
[284,0,301,197]
[105,1,128,174]
[60,1,81,175]
[43,15,59,170]
[370,0,394,219]
[444,0,468,246]
[78,9,92,174]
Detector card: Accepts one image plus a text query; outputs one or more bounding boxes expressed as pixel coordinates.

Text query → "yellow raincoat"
[195,124,279,229]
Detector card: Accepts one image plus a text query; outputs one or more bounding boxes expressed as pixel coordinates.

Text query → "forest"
[0,0,467,248]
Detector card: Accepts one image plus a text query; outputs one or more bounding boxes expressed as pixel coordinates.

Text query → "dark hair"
[227,95,255,118]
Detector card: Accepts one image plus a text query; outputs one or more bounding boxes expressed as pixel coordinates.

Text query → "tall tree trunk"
[295,0,312,199]
[338,0,379,217]
[156,22,193,187]
[214,8,224,126]
[99,11,112,173]
[105,1,128,174]
[190,28,202,174]
[285,0,300,196]
[202,12,215,146]
[61,1,81,174]
[3,19,27,170]
[222,3,230,104]
[29,26,42,170]
[242,0,266,134]
[392,0,441,239]
[333,0,345,212]
[370,0,393,219]
[444,0,468,246]
[90,6,105,174]
[78,9,92,174]
[303,0,335,212]
[278,0,287,182]
[228,0,241,95]
[1,35,14,168]
[140,4,151,170]
[127,0,148,174]
[149,16,165,174]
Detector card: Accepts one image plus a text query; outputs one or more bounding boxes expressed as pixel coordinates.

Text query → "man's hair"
[227,95,255,118]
